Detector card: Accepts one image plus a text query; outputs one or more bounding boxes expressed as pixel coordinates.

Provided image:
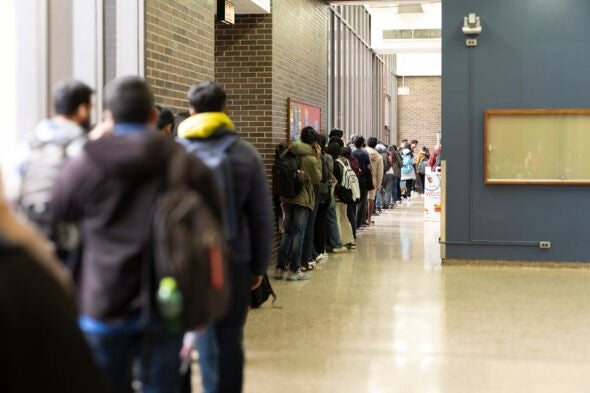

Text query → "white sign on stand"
[424,167,442,222]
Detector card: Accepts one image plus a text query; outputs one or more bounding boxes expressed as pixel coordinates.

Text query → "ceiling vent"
[383,28,441,39]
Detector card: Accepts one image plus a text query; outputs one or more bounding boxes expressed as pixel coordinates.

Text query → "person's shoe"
[346,243,356,249]
[315,252,329,262]
[286,270,310,281]
[331,246,348,253]
[274,267,286,280]
[308,259,317,266]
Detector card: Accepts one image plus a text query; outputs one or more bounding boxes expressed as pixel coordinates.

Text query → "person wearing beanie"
[275,126,322,281]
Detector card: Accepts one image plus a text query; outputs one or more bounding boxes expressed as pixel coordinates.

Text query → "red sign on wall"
[288,99,321,141]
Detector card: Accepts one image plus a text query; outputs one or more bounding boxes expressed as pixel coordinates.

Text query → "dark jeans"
[84,329,183,393]
[347,202,357,239]
[197,263,253,393]
[314,201,330,254]
[404,179,414,198]
[277,203,310,273]
[382,173,394,207]
[419,173,426,194]
[356,183,369,228]
[393,176,401,202]
[302,198,320,266]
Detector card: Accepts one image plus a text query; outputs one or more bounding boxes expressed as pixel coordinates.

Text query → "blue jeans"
[278,203,310,272]
[197,328,219,393]
[84,329,183,393]
[196,263,252,393]
[301,198,320,265]
[327,202,342,248]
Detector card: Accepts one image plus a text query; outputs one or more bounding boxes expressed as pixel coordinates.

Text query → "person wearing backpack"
[327,143,355,248]
[400,147,416,199]
[177,81,273,393]
[366,137,383,226]
[416,146,430,194]
[51,76,221,393]
[18,80,93,262]
[276,126,322,282]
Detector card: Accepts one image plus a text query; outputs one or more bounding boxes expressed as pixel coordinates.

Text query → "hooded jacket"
[280,141,322,210]
[366,146,384,192]
[51,127,220,324]
[401,148,416,180]
[389,147,403,178]
[178,113,273,275]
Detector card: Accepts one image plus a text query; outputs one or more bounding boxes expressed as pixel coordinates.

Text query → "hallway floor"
[242,196,590,393]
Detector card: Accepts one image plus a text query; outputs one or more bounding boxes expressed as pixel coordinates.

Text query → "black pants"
[404,179,414,198]
[419,173,426,194]
[314,201,330,254]
[347,202,357,239]
[356,183,369,228]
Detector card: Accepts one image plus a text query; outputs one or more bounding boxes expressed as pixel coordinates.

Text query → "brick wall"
[397,76,441,151]
[215,15,273,161]
[272,0,329,143]
[145,0,215,112]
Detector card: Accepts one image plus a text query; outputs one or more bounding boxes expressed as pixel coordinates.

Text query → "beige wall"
[397,76,441,151]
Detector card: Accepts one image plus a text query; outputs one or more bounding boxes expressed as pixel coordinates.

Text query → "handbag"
[250,274,277,309]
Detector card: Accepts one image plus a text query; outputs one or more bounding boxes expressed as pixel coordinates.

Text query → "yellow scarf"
[178,112,235,138]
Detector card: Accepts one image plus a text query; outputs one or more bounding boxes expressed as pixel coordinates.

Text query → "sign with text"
[217,0,235,25]
[424,167,441,222]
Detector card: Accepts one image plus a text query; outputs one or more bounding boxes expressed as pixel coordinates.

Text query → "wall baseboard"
[442,258,590,269]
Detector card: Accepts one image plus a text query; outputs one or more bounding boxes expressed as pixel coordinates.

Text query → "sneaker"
[331,246,348,253]
[274,267,286,280]
[308,259,317,266]
[315,253,328,263]
[286,270,310,281]
[346,243,356,249]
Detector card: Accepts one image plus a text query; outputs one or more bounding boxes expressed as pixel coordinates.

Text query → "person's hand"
[251,275,263,290]
[88,112,114,140]
[314,144,321,158]
[89,119,114,140]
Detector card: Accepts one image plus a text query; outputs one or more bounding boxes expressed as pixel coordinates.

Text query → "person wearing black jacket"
[51,76,221,393]
[177,81,274,393]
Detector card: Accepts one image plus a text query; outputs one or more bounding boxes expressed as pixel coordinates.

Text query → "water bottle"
[157,277,183,333]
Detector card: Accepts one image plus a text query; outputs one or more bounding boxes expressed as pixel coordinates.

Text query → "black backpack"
[272,151,304,199]
[152,148,231,330]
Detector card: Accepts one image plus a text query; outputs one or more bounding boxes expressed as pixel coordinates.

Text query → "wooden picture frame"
[484,109,590,184]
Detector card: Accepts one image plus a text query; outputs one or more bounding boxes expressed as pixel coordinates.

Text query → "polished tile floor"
[242,196,590,393]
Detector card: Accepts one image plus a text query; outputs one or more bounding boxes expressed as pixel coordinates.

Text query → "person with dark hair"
[51,76,221,393]
[156,105,175,135]
[328,143,355,249]
[276,126,322,282]
[342,146,360,239]
[178,80,273,393]
[273,143,288,233]
[366,137,383,225]
[352,136,371,228]
[173,111,190,137]
[389,145,403,206]
[18,80,94,261]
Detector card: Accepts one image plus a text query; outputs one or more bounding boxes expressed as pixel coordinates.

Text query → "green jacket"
[281,141,321,210]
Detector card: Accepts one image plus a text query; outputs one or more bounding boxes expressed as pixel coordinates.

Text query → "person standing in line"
[416,146,430,194]
[177,81,273,393]
[51,76,221,393]
[352,136,371,228]
[275,126,322,281]
[365,137,383,226]
[389,145,403,206]
[342,146,360,239]
[400,146,416,199]
[156,105,175,135]
[17,80,93,262]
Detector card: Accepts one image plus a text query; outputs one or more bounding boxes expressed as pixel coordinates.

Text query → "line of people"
[5,77,273,393]
[273,131,442,282]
